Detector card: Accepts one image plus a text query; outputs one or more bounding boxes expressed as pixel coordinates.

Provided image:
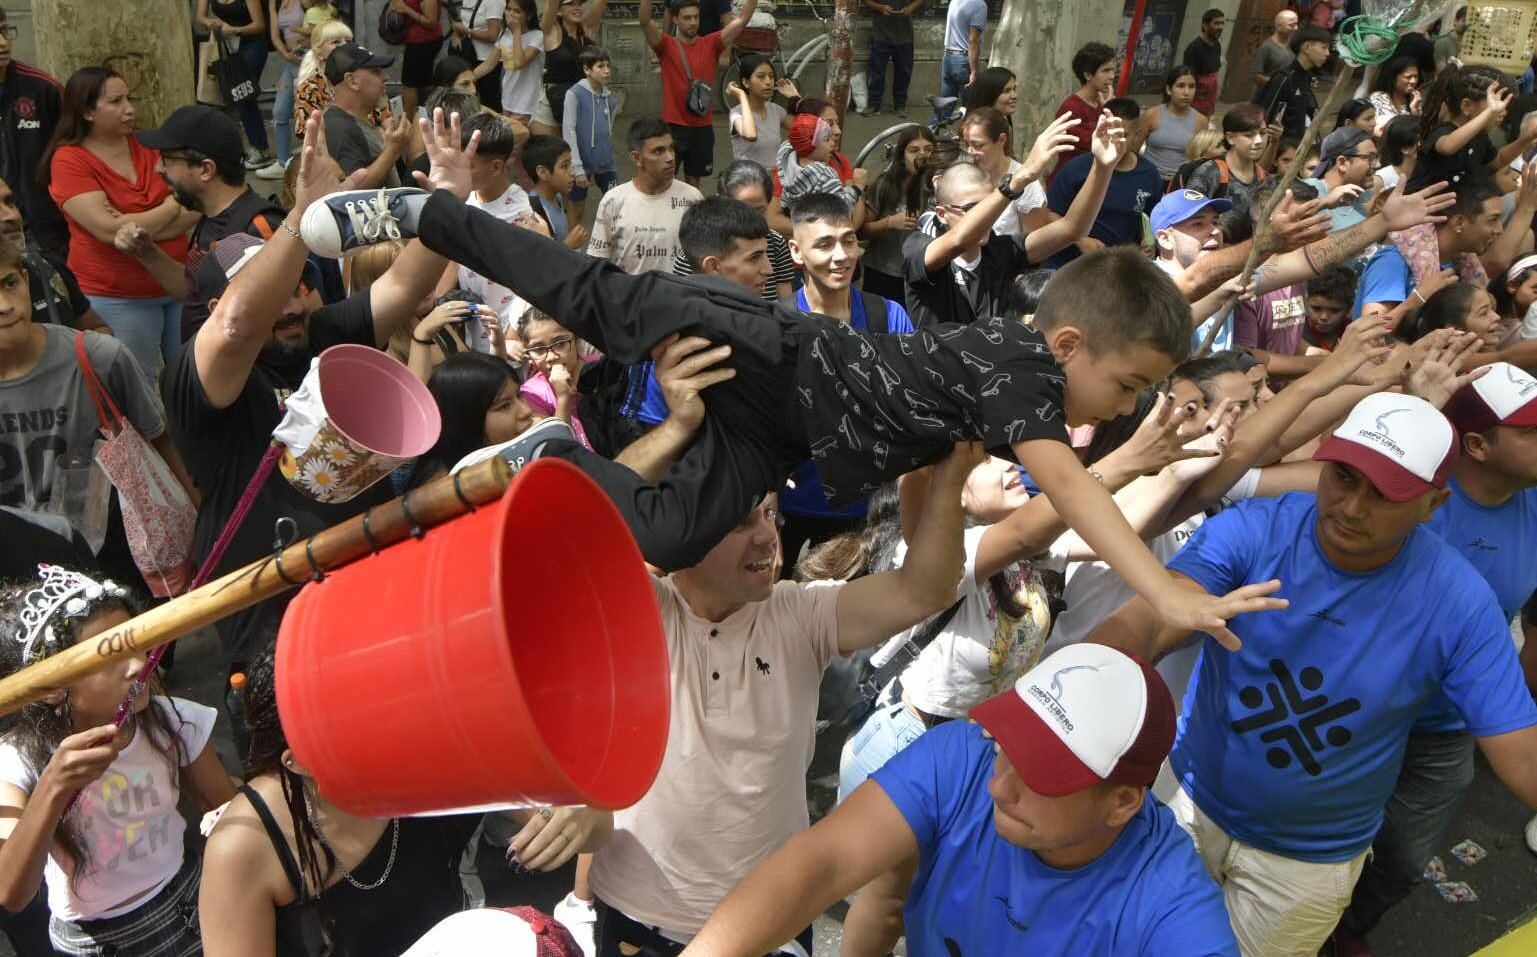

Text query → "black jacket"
[0,62,68,259]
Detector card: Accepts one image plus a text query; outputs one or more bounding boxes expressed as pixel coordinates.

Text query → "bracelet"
[412,334,435,345]
[279,220,303,243]
[1412,289,1427,305]
[1089,468,1104,484]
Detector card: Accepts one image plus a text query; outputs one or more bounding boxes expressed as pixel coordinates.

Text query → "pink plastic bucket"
[275,458,669,816]
[278,344,441,503]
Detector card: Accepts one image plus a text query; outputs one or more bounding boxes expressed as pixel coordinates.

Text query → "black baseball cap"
[325,43,395,85]
[136,105,244,168]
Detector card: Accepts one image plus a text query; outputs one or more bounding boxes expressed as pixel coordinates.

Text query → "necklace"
[303,789,400,892]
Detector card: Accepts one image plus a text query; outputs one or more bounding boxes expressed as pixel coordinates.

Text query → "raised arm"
[1253,182,1455,293]
[1177,315,1393,512]
[1024,112,1124,262]
[681,782,918,957]
[923,112,1079,272]
[582,0,611,33]
[1016,438,1287,647]
[613,335,734,482]
[720,0,760,47]
[1435,83,1507,157]
[834,444,978,653]
[638,0,664,50]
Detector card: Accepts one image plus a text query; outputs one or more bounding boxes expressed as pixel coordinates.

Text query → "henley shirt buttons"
[712,671,721,680]
[709,628,719,637]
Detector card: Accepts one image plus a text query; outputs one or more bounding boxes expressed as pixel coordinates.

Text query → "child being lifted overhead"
[299,109,1290,644]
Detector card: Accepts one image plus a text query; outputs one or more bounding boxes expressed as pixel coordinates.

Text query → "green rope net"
[1337,15,1404,67]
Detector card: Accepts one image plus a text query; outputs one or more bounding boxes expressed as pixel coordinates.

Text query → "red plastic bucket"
[275,458,669,817]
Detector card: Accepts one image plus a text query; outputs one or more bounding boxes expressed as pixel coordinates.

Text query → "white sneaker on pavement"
[254,160,287,180]
[1525,812,1537,854]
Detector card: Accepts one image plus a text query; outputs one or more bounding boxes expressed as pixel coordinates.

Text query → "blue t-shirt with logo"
[1167,493,1537,863]
[1413,481,1537,733]
[871,721,1239,957]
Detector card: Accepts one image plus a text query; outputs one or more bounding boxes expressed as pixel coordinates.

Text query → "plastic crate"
[1459,2,1537,73]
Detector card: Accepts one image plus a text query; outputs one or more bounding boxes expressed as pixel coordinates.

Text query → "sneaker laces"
[344,188,402,245]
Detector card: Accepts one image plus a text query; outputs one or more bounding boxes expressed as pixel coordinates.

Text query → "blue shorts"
[571,169,617,202]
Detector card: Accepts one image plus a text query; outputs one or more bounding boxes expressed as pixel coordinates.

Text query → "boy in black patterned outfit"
[300,118,1290,641]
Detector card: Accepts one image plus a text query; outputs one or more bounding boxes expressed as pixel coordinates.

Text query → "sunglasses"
[944,201,982,214]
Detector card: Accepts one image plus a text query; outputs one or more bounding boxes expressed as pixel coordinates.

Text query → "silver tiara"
[16,564,128,664]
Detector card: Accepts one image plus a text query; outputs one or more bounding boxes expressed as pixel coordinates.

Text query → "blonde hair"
[1185,127,1223,162]
[298,20,354,87]
[347,243,411,361]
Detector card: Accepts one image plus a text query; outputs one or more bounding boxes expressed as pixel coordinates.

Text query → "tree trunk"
[990,0,1070,140]
[33,0,195,130]
[825,0,854,127]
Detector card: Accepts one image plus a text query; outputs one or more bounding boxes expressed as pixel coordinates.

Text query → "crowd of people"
[0,2,1535,957]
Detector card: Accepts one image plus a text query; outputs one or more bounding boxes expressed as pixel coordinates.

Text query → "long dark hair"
[39,67,123,187]
[868,126,936,219]
[0,572,184,886]
[1334,98,1374,131]
[409,352,520,489]
[1418,62,1508,144]
[244,649,340,953]
[1370,55,1419,100]
[1380,114,1420,167]
[969,67,1016,113]
[1162,64,1196,104]
[1410,283,1482,341]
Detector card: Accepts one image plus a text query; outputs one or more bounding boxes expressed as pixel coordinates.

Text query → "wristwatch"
[998,175,1024,201]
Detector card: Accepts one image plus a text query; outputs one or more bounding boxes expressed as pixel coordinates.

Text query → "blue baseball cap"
[1150,189,1232,234]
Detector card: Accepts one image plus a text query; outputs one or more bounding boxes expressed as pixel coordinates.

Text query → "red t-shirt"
[653,32,725,127]
[1049,93,1102,183]
[405,0,445,44]
[49,140,190,299]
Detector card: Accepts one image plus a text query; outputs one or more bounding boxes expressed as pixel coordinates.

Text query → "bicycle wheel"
[853,121,923,169]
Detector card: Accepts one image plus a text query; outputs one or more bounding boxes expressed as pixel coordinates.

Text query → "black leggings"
[417,191,816,571]
[594,900,813,956]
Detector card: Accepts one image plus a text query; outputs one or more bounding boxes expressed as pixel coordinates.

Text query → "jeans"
[838,701,926,802]
[866,39,914,110]
[934,52,971,125]
[88,295,183,387]
[1339,730,1476,935]
[235,36,270,152]
[273,58,300,165]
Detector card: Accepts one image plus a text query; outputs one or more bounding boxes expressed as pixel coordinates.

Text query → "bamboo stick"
[0,456,512,715]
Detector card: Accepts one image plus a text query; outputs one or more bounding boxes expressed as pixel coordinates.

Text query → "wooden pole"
[0,456,513,716]
[1196,62,1360,356]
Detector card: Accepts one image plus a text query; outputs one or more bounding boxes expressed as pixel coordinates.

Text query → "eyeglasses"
[161,150,210,166]
[0,26,18,41]
[736,505,784,531]
[523,336,575,359]
[1345,152,1380,163]
[944,201,982,214]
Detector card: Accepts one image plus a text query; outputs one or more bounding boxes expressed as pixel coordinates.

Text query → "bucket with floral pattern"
[273,344,442,503]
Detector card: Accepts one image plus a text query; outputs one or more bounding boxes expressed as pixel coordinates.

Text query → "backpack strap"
[859,289,889,334]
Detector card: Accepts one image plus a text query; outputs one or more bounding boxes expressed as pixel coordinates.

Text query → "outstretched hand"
[412,108,479,200]
[1405,330,1490,407]
[1259,190,1331,257]
[1089,110,1128,168]
[1379,180,1455,233]
[1309,312,1395,390]
[1019,112,1081,184]
[1156,579,1289,652]
[292,112,367,215]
